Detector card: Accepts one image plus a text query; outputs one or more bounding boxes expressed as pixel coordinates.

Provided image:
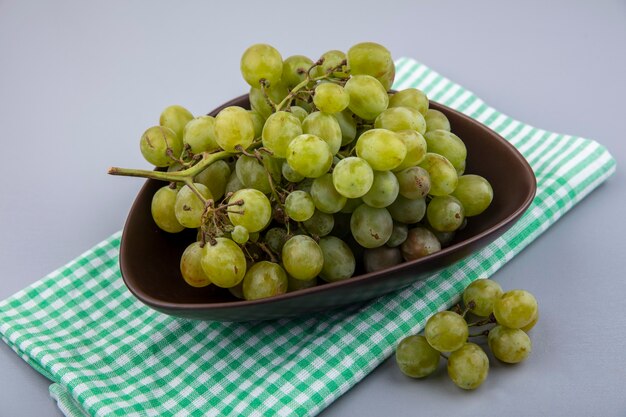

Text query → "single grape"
[374,107,426,134]
[356,129,407,171]
[401,227,441,261]
[262,111,303,158]
[387,195,426,224]
[363,246,403,273]
[313,83,350,114]
[388,88,429,115]
[488,325,532,364]
[214,106,255,152]
[201,237,246,288]
[159,105,193,140]
[493,290,539,329]
[347,42,394,88]
[362,170,399,208]
[240,43,283,88]
[151,186,184,233]
[318,236,356,282]
[311,173,347,213]
[426,195,465,232]
[264,227,288,255]
[350,204,393,248]
[231,225,250,244]
[395,166,431,199]
[242,261,288,300]
[285,190,315,221]
[451,175,494,217]
[424,109,451,132]
[194,160,230,201]
[225,169,244,195]
[424,130,467,173]
[334,109,357,146]
[249,83,289,119]
[377,64,396,91]
[425,311,469,352]
[281,160,305,182]
[183,115,219,154]
[282,235,324,280]
[140,126,182,167]
[302,111,342,155]
[302,210,334,237]
[393,130,428,172]
[447,343,489,390]
[386,222,408,247]
[286,134,333,178]
[281,55,314,88]
[312,50,348,78]
[289,106,308,123]
[287,275,317,292]
[396,335,441,378]
[180,242,211,287]
[332,157,374,199]
[339,198,363,214]
[418,153,458,196]
[235,155,271,194]
[228,188,272,233]
[462,279,504,317]
[344,75,389,120]
[520,309,539,332]
[249,110,264,139]
[174,183,212,229]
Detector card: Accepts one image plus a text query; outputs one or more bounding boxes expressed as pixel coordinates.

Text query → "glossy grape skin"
[424,129,467,173]
[493,290,539,329]
[447,343,489,390]
[462,279,503,317]
[313,83,350,114]
[388,88,429,115]
[214,106,255,152]
[225,169,244,195]
[180,242,211,287]
[289,106,308,123]
[281,235,324,280]
[287,275,317,292]
[425,311,469,352]
[344,75,389,120]
[418,153,458,196]
[424,109,451,132]
[231,225,249,244]
[261,111,303,158]
[355,129,407,171]
[396,335,441,378]
[393,130,428,172]
[387,195,426,224]
[240,43,283,88]
[281,160,305,182]
[281,55,313,88]
[396,166,431,199]
[386,222,408,247]
[520,309,539,332]
[183,116,219,154]
[302,111,342,155]
[426,195,465,232]
[401,227,441,261]
[228,189,272,233]
[311,173,347,213]
[242,261,288,300]
[174,183,212,229]
[249,83,289,119]
[374,107,426,134]
[334,109,358,146]
[363,246,403,273]
[201,238,246,288]
[332,157,374,199]
[285,190,315,221]
[362,170,400,208]
[151,186,184,233]
[286,134,333,178]
[318,236,356,282]
[451,175,494,217]
[488,325,532,364]
[140,126,182,167]
[347,42,394,88]
[302,210,335,237]
[264,227,287,255]
[350,204,393,248]
[159,105,193,140]
[235,155,271,194]
[195,160,230,201]
[249,110,264,139]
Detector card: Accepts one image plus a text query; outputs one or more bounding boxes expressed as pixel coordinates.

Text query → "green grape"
[228,281,244,299]
[231,225,249,244]
[281,160,305,182]
[282,235,324,280]
[426,225,456,248]
[302,111,342,155]
[242,261,288,300]
[214,106,255,152]
[493,290,538,329]
[159,105,193,140]
[488,325,532,364]
[318,236,356,282]
[362,170,399,208]
[363,246,403,273]
[286,134,333,178]
[194,160,230,201]
[295,97,313,113]
[249,83,289,119]
[520,309,539,332]
[425,311,468,352]
[355,129,406,171]
[395,166,431,199]
[281,55,314,88]
[423,130,467,173]
[261,111,303,158]
[183,115,219,154]
[235,155,271,194]
[339,198,362,214]
[263,155,283,184]
[396,335,440,378]
[418,153,458,196]
[424,109,451,132]
[332,157,374,199]
[313,83,350,114]
[265,227,288,254]
[350,204,393,248]
[312,50,348,78]
[374,107,426,134]
[451,175,494,217]
[393,130,427,171]
[388,89,429,115]
[201,237,246,288]
[287,275,317,292]
[447,343,489,390]
[285,190,315,221]
[378,63,396,91]
[249,110,264,139]
[174,183,212,228]
[228,188,272,233]
[225,170,244,195]
[334,109,357,146]
[456,160,466,176]
[387,195,426,224]
[462,279,504,317]
[344,75,389,120]
[347,42,394,89]
[295,177,314,193]
[151,186,184,233]
[426,195,465,232]
[249,231,260,242]
[240,43,283,88]
[386,222,408,247]
[140,126,182,167]
[289,106,309,123]
[180,242,211,287]
[311,173,347,213]
[302,210,334,237]
[401,227,441,261]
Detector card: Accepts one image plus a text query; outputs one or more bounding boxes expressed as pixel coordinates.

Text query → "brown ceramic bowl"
[119,94,536,322]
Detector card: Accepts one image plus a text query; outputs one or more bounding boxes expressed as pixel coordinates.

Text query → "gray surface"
[1,0,625,416]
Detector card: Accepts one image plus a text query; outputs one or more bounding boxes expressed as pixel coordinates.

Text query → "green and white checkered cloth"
[0,58,616,417]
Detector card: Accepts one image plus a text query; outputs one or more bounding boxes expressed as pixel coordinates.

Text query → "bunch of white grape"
[111,42,494,301]
[396,279,538,389]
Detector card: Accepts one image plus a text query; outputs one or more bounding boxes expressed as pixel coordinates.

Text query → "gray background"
[1,0,625,416]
